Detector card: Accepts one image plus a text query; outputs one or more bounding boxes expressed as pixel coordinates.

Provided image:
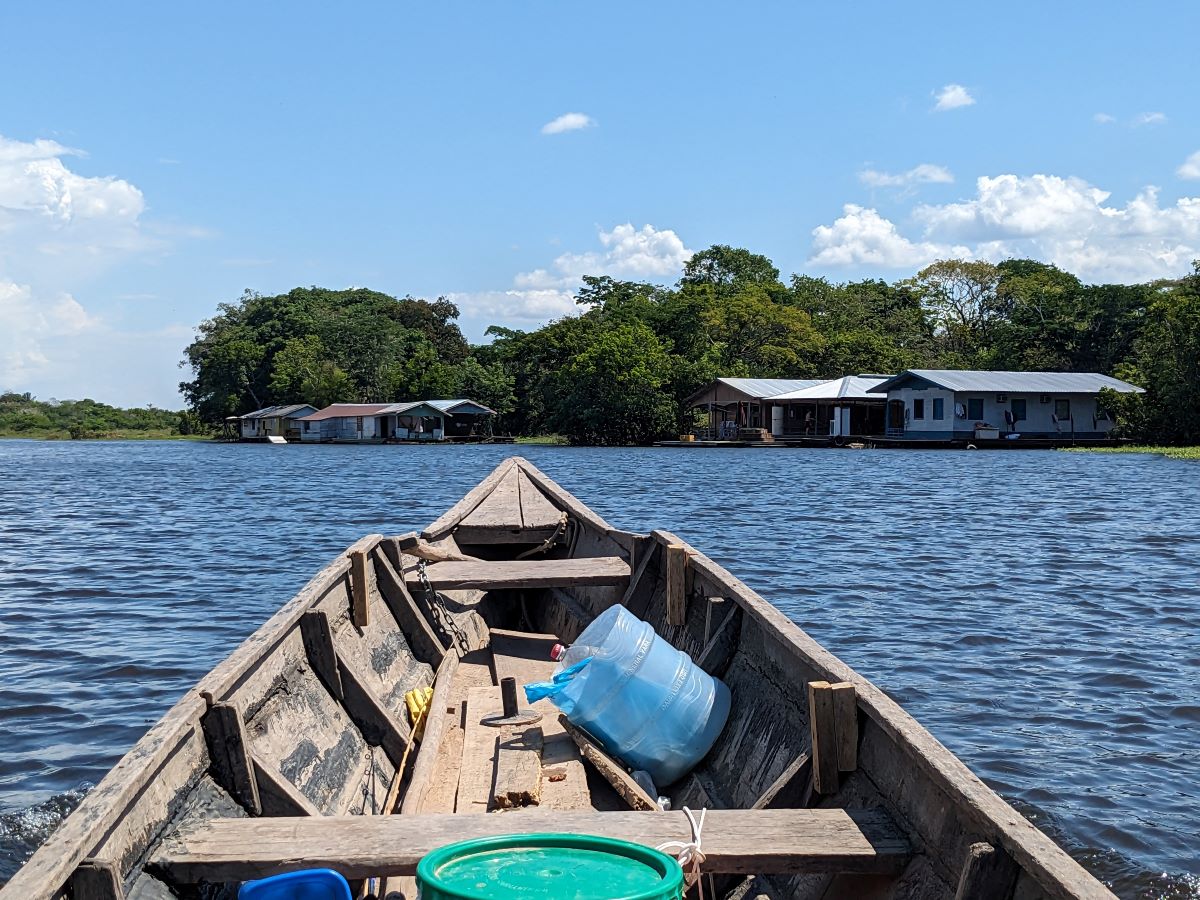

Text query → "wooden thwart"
[151,808,911,882]
[407,557,629,592]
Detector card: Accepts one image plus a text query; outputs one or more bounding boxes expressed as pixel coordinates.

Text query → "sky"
[1,1,1199,408]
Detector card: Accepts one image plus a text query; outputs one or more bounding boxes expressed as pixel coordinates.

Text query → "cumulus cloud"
[452,223,693,328]
[933,84,975,112]
[859,163,954,189]
[1179,151,1200,180]
[1134,111,1167,126]
[0,134,169,396]
[808,173,1200,283]
[541,112,595,135]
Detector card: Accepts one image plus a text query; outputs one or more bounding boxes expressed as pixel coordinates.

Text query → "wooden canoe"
[0,456,1115,900]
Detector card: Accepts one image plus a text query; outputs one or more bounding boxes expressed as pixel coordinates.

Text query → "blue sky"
[2,1,1199,407]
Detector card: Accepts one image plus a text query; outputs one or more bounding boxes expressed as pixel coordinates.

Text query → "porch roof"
[868,370,1144,395]
[771,375,892,401]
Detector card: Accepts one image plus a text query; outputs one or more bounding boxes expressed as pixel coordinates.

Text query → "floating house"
[237,404,318,441]
[869,370,1144,442]
[768,375,890,439]
[685,377,826,439]
[295,399,497,443]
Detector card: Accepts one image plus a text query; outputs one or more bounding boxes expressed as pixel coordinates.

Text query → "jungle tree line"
[179,249,1200,445]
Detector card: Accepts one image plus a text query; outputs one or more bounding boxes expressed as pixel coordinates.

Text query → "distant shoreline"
[0,431,210,442]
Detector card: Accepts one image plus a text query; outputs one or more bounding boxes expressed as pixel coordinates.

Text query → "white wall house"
[869,371,1144,441]
[238,404,318,440]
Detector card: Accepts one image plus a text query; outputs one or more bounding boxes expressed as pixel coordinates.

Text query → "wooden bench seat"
[150,808,911,883]
[405,557,629,591]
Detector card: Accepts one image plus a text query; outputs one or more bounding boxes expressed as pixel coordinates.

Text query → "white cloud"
[808,173,1200,283]
[541,112,595,135]
[453,223,692,331]
[933,84,975,112]
[1093,112,1116,124]
[1179,151,1200,180]
[0,280,99,386]
[859,163,954,189]
[1134,111,1167,126]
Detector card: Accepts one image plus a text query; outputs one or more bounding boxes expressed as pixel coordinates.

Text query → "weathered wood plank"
[831,682,858,773]
[562,719,658,811]
[517,468,566,531]
[808,681,839,796]
[514,457,620,538]
[491,726,544,809]
[151,808,912,882]
[665,543,688,627]
[72,859,124,900]
[458,466,522,530]
[336,651,412,765]
[399,649,461,815]
[200,702,260,815]
[621,540,658,607]
[455,686,502,814]
[695,601,742,676]
[299,610,343,700]
[422,458,518,540]
[252,757,321,817]
[955,842,1020,900]
[350,549,370,628]
[408,557,629,592]
[753,752,812,810]
[373,549,446,666]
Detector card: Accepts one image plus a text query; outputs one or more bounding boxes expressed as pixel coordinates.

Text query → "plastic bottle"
[550,642,598,669]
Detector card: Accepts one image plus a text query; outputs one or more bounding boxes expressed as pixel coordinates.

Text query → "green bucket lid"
[416,833,684,900]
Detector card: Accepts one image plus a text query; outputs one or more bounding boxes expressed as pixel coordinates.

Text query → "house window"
[967,398,984,420]
[932,398,944,420]
[913,398,925,420]
[303,422,310,432]
[1054,399,1071,420]
[356,416,364,432]
[1011,399,1027,422]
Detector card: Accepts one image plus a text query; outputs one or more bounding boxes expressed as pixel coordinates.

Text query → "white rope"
[657,806,707,897]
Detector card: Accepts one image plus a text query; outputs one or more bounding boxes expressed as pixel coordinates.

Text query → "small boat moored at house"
[0,458,1117,900]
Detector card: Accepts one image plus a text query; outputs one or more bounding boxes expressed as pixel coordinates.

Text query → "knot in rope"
[656,806,707,895]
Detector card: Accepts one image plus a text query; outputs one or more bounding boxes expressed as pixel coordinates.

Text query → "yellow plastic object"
[405,686,434,740]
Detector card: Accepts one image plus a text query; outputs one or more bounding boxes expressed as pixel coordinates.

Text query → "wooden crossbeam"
[405,557,629,592]
[149,808,911,883]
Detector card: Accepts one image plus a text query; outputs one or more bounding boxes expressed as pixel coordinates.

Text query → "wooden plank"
[665,543,688,626]
[72,859,124,900]
[422,457,518,540]
[753,752,812,810]
[400,649,461,815]
[455,686,502,813]
[200,702,260,815]
[808,681,838,796]
[489,628,558,685]
[703,596,727,644]
[350,549,370,628]
[336,651,412,765]
[458,466,522,530]
[695,602,741,676]
[491,726,544,809]
[151,808,912,883]
[300,610,343,700]
[831,682,858,773]
[252,757,321,817]
[955,842,1020,900]
[517,468,566,530]
[408,557,629,592]
[373,549,446,666]
[515,458,620,537]
[621,540,657,607]
[562,719,658,811]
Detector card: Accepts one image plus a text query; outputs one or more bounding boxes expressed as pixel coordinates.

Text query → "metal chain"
[417,558,472,654]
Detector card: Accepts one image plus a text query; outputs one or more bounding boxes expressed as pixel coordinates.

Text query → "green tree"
[681,245,781,291]
[903,259,1001,362]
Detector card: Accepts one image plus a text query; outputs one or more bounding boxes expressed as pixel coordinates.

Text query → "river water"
[0,440,1197,897]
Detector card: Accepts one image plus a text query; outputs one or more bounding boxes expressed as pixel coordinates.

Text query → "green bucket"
[416,833,684,900]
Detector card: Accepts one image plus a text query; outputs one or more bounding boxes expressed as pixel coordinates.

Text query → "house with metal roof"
[295,400,497,443]
[685,377,826,438]
[868,370,1144,443]
[237,404,318,441]
[769,375,890,439]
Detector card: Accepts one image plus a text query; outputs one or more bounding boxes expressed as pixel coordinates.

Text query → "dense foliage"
[0,393,193,439]
[178,252,1200,445]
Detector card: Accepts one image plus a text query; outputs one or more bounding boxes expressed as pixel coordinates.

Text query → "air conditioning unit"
[996,394,1008,403]
[1039,394,1051,404]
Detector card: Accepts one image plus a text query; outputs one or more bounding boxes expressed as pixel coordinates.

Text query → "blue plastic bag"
[523,657,592,707]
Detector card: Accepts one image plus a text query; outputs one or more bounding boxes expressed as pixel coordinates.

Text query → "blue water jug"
[238,869,352,899]
[528,604,730,786]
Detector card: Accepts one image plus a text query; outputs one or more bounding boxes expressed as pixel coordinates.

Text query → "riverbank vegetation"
[1064,445,1200,461]
[177,249,1200,446]
[0,393,202,440]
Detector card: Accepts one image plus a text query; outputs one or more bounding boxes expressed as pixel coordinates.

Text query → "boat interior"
[2,457,1113,900]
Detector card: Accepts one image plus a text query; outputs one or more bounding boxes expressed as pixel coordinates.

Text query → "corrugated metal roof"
[716,377,828,399]
[240,404,318,419]
[772,375,892,401]
[425,399,497,415]
[868,370,1144,394]
[296,403,396,421]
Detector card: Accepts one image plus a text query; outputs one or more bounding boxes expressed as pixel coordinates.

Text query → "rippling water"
[1,440,1197,897]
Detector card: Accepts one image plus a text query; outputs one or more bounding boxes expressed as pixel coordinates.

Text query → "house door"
[887,400,905,434]
[377,416,388,439]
